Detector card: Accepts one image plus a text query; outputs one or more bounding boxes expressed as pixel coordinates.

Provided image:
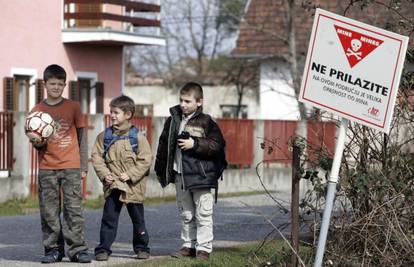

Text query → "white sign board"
[299,8,409,133]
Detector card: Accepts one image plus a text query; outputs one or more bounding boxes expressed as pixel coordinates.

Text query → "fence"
[263,120,298,164]
[104,115,153,144]
[1,113,336,198]
[0,112,13,171]
[307,121,337,163]
[217,119,254,167]
[262,120,337,164]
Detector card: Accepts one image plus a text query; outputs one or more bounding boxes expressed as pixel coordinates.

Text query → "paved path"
[0,193,292,266]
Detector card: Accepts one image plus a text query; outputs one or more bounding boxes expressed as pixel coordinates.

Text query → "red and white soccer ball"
[25,111,56,143]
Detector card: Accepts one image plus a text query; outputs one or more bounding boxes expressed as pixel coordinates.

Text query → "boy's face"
[110,107,131,127]
[180,92,202,116]
[45,78,66,100]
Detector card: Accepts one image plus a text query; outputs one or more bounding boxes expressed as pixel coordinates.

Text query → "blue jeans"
[95,189,150,255]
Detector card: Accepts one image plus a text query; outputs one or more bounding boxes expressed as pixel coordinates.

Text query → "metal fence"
[6,113,336,197]
[0,112,13,171]
[217,119,255,167]
[104,115,153,144]
[263,120,298,164]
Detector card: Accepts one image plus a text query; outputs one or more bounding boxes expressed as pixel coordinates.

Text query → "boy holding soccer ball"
[27,64,91,263]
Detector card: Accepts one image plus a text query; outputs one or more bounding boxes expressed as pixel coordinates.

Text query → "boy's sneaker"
[95,251,109,261]
[136,251,150,260]
[196,250,210,260]
[70,251,92,263]
[41,250,63,264]
[171,247,196,258]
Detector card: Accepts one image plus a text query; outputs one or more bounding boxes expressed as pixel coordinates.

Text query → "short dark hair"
[43,64,66,82]
[110,95,135,118]
[180,82,203,101]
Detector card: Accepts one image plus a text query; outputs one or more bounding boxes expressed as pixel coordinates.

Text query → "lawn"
[113,240,312,267]
[0,191,273,216]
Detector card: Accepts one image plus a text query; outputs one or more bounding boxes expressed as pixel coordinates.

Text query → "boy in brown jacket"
[91,95,152,261]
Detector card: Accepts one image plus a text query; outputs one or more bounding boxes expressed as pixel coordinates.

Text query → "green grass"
[0,197,39,216]
[114,240,312,267]
[0,190,274,216]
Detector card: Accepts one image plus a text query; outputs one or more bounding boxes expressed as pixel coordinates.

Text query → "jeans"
[95,189,149,255]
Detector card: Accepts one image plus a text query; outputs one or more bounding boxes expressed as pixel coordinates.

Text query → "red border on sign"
[301,13,404,129]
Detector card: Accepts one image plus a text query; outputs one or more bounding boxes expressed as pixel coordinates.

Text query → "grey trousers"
[38,169,88,258]
[175,174,214,253]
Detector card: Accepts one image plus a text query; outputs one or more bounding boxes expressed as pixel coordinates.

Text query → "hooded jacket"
[154,105,226,190]
[91,122,152,203]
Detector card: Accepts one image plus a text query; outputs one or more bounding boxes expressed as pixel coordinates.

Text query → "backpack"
[103,126,139,159]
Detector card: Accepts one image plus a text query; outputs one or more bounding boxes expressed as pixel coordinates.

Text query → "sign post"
[313,117,348,267]
[298,8,409,267]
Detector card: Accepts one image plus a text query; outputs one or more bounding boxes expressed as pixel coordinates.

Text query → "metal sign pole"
[314,117,349,267]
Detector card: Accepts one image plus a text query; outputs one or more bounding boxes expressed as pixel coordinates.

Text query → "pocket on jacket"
[123,143,136,163]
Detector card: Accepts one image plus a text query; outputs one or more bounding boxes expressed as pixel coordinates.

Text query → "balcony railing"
[64,0,160,30]
[62,0,164,45]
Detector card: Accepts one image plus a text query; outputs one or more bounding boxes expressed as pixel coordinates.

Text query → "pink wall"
[0,0,123,114]
[64,45,122,113]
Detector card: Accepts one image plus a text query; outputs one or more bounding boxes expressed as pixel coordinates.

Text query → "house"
[0,0,165,114]
[124,73,261,119]
[232,0,413,120]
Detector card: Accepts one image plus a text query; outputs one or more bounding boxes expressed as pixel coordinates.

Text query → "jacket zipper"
[167,118,187,190]
[180,134,186,190]
[199,161,207,177]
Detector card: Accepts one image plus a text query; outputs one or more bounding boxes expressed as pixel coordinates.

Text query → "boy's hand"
[119,173,130,182]
[31,139,47,148]
[178,137,194,151]
[104,174,114,185]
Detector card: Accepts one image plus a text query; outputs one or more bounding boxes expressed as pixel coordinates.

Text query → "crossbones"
[346,47,362,60]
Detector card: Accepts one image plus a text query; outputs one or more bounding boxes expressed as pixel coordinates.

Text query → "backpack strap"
[103,126,139,159]
[128,126,139,154]
[103,127,115,159]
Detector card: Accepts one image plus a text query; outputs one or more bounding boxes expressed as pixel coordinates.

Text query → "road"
[0,193,292,266]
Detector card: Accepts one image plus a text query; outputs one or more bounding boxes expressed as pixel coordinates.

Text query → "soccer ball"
[25,111,56,143]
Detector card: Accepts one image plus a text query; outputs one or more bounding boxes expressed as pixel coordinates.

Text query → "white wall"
[259,59,300,120]
[124,84,260,119]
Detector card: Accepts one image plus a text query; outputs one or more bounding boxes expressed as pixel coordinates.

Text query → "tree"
[129,0,247,87]
[209,56,260,118]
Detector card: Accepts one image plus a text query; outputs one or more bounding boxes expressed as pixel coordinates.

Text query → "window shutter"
[3,77,14,111]
[95,82,104,113]
[35,79,44,104]
[69,81,80,101]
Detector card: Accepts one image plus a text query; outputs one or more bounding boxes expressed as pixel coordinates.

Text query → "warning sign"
[299,9,409,133]
[334,25,384,68]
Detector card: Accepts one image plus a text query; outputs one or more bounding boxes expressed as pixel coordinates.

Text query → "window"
[79,78,92,113]
[3,69,42,111]
[69,76,104,114]
[14,75,30,112]
[220,105,248,119]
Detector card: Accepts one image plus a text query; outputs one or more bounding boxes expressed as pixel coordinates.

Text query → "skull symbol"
[351,39,362,52]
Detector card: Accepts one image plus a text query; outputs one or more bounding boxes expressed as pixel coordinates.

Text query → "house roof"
[233,0,413,59]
